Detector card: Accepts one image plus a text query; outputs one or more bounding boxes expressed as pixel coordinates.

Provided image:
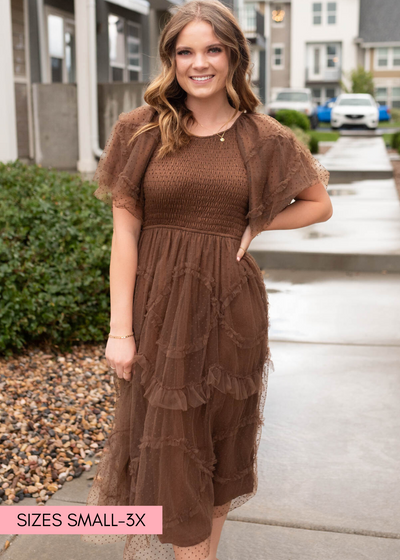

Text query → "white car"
[330,93,379,130]
[266,88,319,129]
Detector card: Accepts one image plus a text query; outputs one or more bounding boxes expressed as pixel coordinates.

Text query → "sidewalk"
[249,136,400,272]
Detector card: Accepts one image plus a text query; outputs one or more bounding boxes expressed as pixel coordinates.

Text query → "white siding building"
[290,0,360,105]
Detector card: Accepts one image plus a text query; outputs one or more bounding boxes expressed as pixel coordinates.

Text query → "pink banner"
[0,506,162,535]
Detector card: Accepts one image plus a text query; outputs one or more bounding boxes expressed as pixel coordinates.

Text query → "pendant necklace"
[195,109,246,142]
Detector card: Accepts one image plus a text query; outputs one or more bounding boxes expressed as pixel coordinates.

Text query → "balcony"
[305,66,341,83]
[238,8,266,50]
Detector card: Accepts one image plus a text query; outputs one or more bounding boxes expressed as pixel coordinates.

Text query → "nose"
[191,51,209,70]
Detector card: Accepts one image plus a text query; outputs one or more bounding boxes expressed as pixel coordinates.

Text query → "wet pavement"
[318,136,393,177]
[217,267,400,559]
[249,139,400,271]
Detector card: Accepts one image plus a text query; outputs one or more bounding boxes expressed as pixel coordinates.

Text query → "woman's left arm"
[236,181,332,261]
[264,180,333,231]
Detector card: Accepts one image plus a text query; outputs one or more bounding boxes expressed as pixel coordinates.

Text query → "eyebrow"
[175,43,223,50]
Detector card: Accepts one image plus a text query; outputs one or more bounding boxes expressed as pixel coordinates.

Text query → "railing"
[237,7,265,36]
[305,66,341,82]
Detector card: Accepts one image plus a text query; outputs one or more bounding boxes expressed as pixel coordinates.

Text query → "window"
[272,44,284,69]
[127,22,141,81]
[46,9,76,84]
[393,87,400,108]
[314,48,321,74]
[327,2,336,24]
[313,3,322,25]
[375,87,388,106]
[375,47,400,70]
[376,48,389,68]
[276,91,309,102]
[243,3,257,32]
[312,88,322,105]
[327,45,338,68]
[312,87,337,106]
[109,14,142,82]
[338,98,373,107]
[393,47,400,67]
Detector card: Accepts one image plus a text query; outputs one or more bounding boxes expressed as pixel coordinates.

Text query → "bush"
[392,131,400,150]
[275,109,311,131]
[289,126,312,149]
[309,134,319,154]
[391,108,400,122]
[0,160,113,355]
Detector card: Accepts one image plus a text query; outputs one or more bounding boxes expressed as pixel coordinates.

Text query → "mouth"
[190,75,215,83]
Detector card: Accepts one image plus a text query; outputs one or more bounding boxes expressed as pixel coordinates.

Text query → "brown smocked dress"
[81,104,329,560]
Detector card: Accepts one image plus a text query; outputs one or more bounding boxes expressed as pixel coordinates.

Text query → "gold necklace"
[195,109,245,142]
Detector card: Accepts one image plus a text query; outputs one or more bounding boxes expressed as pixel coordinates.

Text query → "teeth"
[191,76,213,81]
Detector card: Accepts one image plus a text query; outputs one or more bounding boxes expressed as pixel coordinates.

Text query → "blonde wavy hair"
[127,0,262,158]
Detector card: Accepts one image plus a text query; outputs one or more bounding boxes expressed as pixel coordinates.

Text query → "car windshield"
[337,98,373,106]
[276,92,309,102]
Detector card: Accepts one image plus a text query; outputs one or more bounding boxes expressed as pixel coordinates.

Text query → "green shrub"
[309,134,319,154]
[289,126,312,149]
[275,109,311,131]
[0,160,112,355]
[391,131,400,150]
[391,108,400,123]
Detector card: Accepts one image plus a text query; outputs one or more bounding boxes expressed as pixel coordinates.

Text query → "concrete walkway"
[218,267,400,559]
[318,136,393,179]
[2,268,399,560]
[249,136,400,272]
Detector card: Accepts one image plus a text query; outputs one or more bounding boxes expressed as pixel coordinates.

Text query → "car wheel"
[311,115,319,129]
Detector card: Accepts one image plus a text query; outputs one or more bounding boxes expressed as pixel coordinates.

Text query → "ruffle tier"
[130,226,272,412]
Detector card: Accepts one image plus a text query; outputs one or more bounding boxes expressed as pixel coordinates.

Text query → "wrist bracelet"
[108,333,134,339]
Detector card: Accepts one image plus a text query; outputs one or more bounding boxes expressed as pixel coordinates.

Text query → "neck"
[184,93,236,127]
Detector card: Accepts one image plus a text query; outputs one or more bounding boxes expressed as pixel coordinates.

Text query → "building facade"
[1,0,184,169]
[267,2,291,101]
[290,0,360,105]
[1,0,269,169]
[357,0,400,110]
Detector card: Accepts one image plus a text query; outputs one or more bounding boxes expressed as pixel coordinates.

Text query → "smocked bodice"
[141,123,249,240]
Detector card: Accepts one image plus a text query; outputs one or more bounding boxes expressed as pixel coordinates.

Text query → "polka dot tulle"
[81,104,330,559]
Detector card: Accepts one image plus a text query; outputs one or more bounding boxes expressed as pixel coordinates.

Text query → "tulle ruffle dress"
[81,104,330,560]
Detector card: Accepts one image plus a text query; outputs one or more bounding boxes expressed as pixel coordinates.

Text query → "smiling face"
[174,20,230,102]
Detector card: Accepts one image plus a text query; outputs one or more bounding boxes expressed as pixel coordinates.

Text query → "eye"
[176,47,223,56]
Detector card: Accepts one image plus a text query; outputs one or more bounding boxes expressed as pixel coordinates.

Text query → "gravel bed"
[0,344,113,506]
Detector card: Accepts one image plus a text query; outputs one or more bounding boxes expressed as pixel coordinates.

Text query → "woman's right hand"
[105,336,137,381]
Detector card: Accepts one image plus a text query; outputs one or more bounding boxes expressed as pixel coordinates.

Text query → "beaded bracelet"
[108,333,134,339]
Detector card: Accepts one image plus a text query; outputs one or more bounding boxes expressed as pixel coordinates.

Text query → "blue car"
[317,97,391,123]
[317,98,336,123]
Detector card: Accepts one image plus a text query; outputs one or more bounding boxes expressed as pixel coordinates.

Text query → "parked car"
[319,97,391,123]
[266,88,319,129]
[317,98,337,123]
[377,104,391,121]
[330,93,379,130]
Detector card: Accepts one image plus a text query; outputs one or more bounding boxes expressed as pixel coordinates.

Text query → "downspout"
[36,0,48,83]
[87,0,103,159]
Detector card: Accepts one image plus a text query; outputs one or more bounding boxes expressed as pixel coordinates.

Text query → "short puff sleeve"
[93,115,145,221]
[246,122,330,238]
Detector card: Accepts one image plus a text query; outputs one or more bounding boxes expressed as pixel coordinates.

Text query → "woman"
[82,1,332,559]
